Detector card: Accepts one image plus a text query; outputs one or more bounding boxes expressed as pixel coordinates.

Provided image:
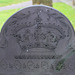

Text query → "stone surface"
[0,5,75,75]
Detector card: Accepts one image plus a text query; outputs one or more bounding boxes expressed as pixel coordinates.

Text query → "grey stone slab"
[0,5,75,75]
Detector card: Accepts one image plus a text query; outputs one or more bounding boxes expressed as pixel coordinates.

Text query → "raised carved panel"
[0,5,75,75]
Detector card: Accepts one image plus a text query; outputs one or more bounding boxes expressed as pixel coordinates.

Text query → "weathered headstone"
[0,5,75,75]
[32,0,53,7]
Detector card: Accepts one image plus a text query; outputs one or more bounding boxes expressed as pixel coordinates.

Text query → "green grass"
[53,2,75,30]
[0,0,30,7]
[0,2,75,31]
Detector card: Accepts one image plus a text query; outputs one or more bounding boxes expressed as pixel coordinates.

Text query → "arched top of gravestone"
[0,5,75,57]
[0,5,75,75]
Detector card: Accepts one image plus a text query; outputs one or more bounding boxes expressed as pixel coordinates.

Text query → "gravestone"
[32,0,53,7]
[0,5,75,75]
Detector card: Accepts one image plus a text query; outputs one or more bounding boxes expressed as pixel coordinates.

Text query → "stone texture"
[0,5,75,75]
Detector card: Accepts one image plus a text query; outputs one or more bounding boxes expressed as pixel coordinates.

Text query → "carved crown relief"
[15,25,63,53]
[0,6,74,56]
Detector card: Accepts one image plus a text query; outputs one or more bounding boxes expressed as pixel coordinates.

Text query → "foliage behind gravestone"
[32,0,53,7]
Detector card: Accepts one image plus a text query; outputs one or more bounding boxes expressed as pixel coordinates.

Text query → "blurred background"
[0,0,75,31]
